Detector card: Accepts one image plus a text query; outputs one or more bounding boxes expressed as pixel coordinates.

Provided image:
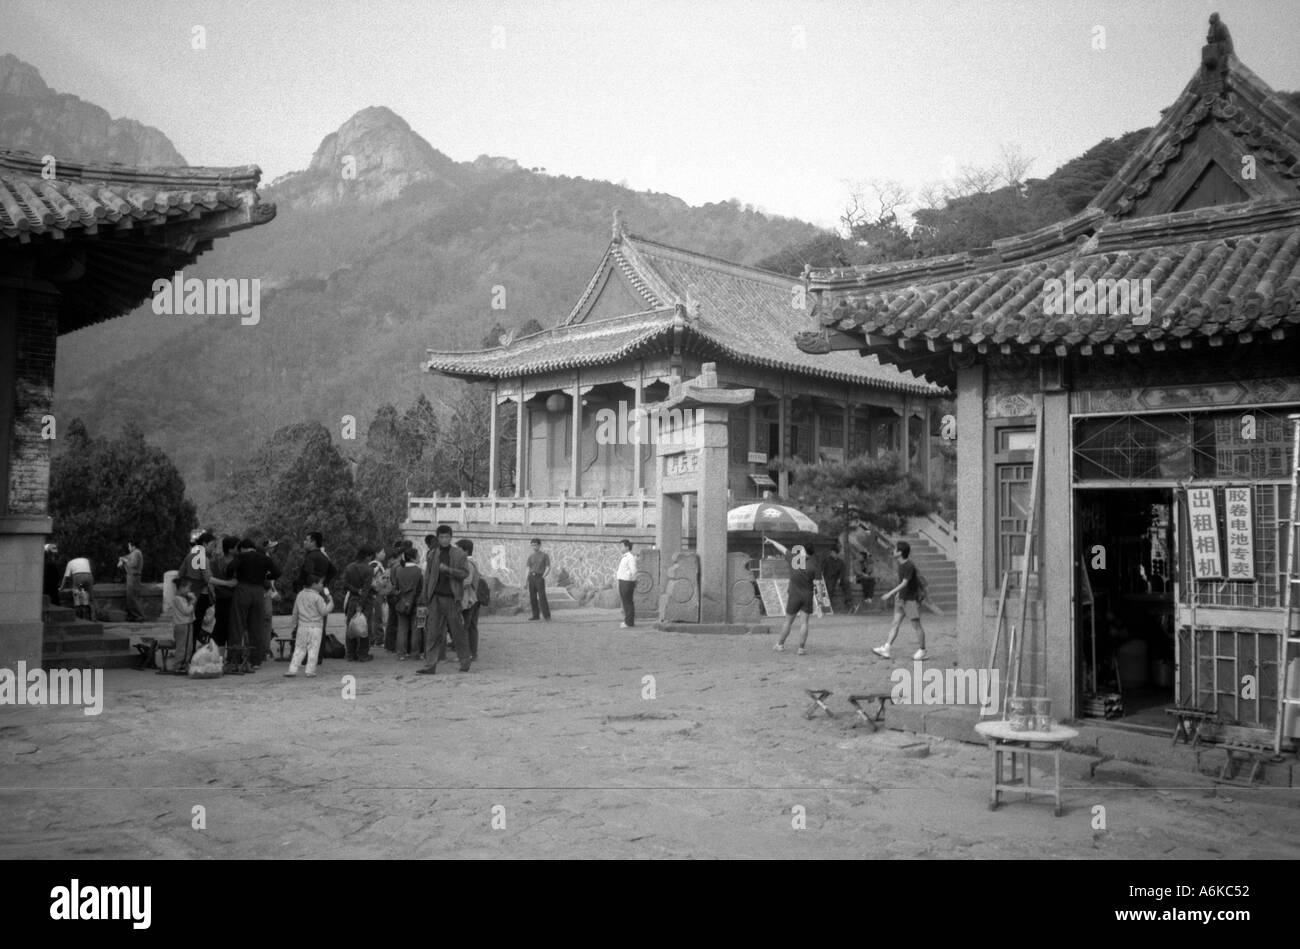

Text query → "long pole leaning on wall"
[1009,393,1045,705]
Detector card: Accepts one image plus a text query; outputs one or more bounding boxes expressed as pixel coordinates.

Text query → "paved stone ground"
[2,607,1298,859]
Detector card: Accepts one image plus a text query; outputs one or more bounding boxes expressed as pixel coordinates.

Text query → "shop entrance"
[1076,488,1176,727]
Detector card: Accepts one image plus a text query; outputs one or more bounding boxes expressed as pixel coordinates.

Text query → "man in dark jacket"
[416,525,472,674]
[226,537,281,672]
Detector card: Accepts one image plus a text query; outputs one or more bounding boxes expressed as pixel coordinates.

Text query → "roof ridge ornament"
[1200,13,1233,91]
[612,207,624,243]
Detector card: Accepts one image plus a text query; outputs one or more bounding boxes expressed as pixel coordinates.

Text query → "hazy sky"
[5,0,1299,228]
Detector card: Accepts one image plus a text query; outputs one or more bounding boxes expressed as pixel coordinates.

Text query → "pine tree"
[49,420,197,581]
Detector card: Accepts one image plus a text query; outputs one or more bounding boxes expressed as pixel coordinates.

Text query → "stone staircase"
[41,601,137,670]
[901,536,957,614]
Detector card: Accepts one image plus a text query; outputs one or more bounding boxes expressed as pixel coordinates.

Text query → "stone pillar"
[1041,389,1073,716]
[0,277,59,671]
[694,402,731,623]
[657,493,683,596]
[956,366,986,673]
[649,364,755,624]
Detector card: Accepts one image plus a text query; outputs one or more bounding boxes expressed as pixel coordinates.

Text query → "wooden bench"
[1164,707,1218,749]
[803,689,834,719]
[847,693,892,732]
[1213,725,1274,787]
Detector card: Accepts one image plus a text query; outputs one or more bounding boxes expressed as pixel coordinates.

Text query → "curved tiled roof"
[807,203,1300,357]
[1,149,275,334]
[797,45,1300,383]
[0,149,272,242]
[427,231,942,394]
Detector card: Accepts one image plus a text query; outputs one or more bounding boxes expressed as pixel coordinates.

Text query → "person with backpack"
[765,537,821,656]
[872,540,928,661]
[391,547,424,660]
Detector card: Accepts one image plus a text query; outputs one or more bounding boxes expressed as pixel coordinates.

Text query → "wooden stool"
[1214,726,1272,787]
[803,689,834,719]
[847,693,892,732]
[1165,707,1217,748]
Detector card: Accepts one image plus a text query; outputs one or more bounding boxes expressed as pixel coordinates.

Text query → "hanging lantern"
[545,393,568,413]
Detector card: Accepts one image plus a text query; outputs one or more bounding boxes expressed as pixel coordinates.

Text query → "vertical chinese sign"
[1223,486,1256,581]
[1187,487,1223,580]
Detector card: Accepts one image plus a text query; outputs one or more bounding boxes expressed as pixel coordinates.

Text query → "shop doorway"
[1076,488,1176,727]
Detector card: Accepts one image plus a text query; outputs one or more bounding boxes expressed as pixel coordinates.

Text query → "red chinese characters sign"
[1223,486,1256,582]
[1186,487,1223,580]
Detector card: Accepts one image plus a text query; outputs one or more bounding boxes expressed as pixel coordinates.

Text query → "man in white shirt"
[615,539,638,628]
[62,556,94,619]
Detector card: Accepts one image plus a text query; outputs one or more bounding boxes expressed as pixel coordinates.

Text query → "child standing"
[286,574,332,677]
[171,577,197,673]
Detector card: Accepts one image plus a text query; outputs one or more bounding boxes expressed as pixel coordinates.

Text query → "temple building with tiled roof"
[796,20,1300,749]
[422,215,946,507]
[0,148,274,670]
[415,217,949,611]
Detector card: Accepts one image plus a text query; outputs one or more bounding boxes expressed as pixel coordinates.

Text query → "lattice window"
[998,463,1034,587]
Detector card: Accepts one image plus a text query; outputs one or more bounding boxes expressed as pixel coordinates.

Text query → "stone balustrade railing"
[407,494,658,531]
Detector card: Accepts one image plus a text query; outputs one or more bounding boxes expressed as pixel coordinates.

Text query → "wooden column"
[570,373,581,496]
[634,363,644,495]
[488,381,498,497]
[811,399,821,460]
[900,397,911,474]
[777,387,788,498]
[920,404,932,493]
[515,381,526,497]
[842,399,851,456]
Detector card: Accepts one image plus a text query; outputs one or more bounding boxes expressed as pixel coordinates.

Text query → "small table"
[975,720,1078,817]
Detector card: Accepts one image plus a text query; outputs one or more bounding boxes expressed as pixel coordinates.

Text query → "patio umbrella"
[727,502,819,534]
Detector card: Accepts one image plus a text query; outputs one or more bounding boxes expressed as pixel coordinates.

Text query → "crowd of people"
[161,524,492,678]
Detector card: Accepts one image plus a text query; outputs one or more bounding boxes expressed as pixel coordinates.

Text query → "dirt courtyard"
[2,607,1298,859]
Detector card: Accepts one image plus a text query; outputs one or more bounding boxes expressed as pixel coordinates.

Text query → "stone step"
[42,605,79,624]
[44,634,133,655]
[41,652,140,671]
[43,621,110,640]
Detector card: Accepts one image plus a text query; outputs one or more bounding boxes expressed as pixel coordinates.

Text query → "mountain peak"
[273,106,460,207]
[0,53,51,97]
[0,54,186,166]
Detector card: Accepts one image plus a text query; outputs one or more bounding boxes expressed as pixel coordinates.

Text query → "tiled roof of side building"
[801,200,1300,358]
[796,35,1300,378]
[427,231,943,395]
[0,149,274,242]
